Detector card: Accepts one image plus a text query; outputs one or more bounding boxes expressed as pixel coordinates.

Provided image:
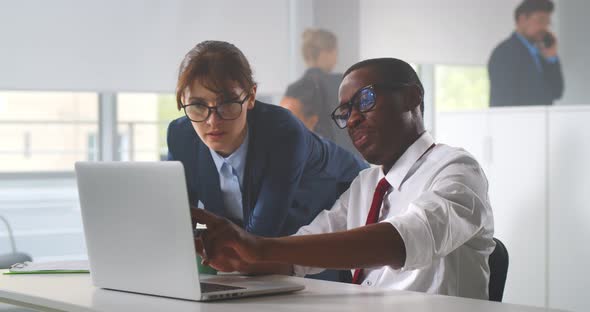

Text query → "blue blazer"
[167,101,368,237]
[488,32,564,107]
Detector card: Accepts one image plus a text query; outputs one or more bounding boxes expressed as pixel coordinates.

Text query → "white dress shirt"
[293,132,495,300]
[209,130,249,222]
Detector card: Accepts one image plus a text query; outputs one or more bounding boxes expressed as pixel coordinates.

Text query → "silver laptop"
[75,161,304,301]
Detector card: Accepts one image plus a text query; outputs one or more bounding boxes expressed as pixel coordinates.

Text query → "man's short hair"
[343,58,424,116]
[514,0,554,21]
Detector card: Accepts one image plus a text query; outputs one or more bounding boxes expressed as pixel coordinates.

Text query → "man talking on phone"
[488,0,564,107]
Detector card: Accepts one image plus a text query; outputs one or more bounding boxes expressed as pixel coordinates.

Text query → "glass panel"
[0,177,86,262]
[435,65,489,111]
[116,93,183,161]
[0,91,98,263]
[0,91,98,172]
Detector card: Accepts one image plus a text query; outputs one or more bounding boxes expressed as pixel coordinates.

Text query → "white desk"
[0,271,566,312]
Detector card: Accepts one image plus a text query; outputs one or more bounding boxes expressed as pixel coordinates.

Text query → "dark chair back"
[488,237,509,302]
[0,252,32,269]
[0,215,32,269]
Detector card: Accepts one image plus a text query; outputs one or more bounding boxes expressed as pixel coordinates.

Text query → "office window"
[0,91,98,262]
[116,93,183,161]
[0,91,98,172]
[435,65,489,111]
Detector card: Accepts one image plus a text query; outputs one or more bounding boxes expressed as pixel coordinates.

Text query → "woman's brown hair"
[176,41,257,110]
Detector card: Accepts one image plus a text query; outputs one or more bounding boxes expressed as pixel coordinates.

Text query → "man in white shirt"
[192,58,495,300]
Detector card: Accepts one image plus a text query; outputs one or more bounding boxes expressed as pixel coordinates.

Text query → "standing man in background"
[488,0,564,107]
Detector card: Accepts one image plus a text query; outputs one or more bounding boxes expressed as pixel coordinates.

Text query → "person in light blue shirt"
[514,31,558,72]
[166,40,367,273]
[488,0,564,107]
[208,130,249,223]
[167,41,367,282]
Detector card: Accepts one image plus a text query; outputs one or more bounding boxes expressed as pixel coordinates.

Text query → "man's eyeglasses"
[182,92,250,122]
[330,83,414,129]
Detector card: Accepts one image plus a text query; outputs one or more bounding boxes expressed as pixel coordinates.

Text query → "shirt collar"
[381,132,435,190]
[305,67,325,76]
[209,129,250,174]
[514,31,540,56]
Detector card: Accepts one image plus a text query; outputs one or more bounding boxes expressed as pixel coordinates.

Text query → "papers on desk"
[4,260,90,274]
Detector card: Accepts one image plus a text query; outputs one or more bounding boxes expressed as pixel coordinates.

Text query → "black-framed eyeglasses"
[330,83,414,129]
[182,92,250,122]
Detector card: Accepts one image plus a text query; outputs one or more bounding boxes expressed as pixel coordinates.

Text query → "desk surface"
[0,271,565,312]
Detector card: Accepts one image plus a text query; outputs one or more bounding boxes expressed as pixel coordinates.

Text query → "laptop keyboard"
[200,282,245,293]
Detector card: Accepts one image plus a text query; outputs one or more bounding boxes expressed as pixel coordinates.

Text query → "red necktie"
[351,177,391,284]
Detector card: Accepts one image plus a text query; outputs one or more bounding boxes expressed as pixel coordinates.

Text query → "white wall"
[313,0,360,73]
[555,0,590,105]
[287,0,314,83]
[437,106,590,312]
[2,1,585,99]
[359,0,519,65]
[0,0,291,95]
[436,108,549,308]
[547,106,590,312]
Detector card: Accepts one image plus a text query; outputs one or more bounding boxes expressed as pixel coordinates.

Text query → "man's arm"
[541,58,564,101]
[261,222,406,269]
[192,207,406,273]
[539,33,564,101]
[194,155,493,275]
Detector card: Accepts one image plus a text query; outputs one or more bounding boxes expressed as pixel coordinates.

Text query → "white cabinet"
[437,108,547,308]
[548,107,590,312]
[437,106,590,312]
[487,109,547,307]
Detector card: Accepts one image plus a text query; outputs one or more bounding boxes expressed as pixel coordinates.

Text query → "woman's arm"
[245,121,309,237]
[304,132,368,182]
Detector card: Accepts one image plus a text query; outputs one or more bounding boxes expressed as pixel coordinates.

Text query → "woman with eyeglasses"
[166,41,367,248]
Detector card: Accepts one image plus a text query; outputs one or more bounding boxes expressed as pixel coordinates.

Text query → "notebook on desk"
[5,260,90,275]
[75,161,304,301]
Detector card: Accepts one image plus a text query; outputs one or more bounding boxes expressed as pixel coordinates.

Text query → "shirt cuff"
[545,56,558,63]
[384,210,434,271]
[292,265,325,277]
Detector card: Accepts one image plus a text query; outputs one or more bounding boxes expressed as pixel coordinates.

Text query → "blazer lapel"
[242,106,268,226]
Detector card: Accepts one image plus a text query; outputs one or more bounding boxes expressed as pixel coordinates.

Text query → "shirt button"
[365,280,372,286]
